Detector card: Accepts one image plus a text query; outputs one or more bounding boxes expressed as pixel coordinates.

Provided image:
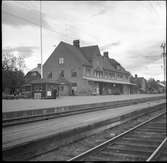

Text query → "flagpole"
[40,0,43,79]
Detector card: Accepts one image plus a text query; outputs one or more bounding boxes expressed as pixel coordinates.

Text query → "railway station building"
[42,40,136,96]
[23,40,136,97]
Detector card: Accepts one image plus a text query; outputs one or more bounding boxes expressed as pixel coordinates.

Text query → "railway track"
[68,112,167,161]
[3,103,166,161]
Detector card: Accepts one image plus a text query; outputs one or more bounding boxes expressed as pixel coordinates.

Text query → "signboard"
[47,91,51,96]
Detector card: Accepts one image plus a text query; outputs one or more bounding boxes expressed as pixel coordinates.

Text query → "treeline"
[2,49,25,95]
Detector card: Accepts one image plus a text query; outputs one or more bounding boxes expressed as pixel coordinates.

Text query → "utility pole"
[160,43,166,83]
[40,0,43,99]
[40,0,43,79]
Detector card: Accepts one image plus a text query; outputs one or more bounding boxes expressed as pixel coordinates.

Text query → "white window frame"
[59,57,64,64]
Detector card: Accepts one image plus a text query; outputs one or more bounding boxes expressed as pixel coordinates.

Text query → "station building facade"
[42,40,135,96]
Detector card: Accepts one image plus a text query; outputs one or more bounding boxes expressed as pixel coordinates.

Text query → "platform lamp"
[160,43,166,83]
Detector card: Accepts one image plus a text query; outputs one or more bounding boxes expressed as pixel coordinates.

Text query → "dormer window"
[31,72,36,76]
[59,57,64,64]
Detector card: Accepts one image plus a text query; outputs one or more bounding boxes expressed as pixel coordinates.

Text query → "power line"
[3,4,102,47]
[4,2,99,44]
[3,10,40,27]
[3,10,71,40]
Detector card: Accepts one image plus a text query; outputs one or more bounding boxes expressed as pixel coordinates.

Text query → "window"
[60,86,64,91]
[117,73,123,79]
[58,57,64,64]
[110,72,115,79]
[99,71,103,78]
[116,65,121,70]
[86,67,91,76]
[104,72,108,78]
[71,71,77,77]
[60,70,64,77]
[31,72,36,76]
[72,82,77,87]
[47,72,52,79]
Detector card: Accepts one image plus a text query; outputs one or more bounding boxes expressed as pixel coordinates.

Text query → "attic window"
[31,72,36,76]
[71,71,77,77]
[59,57,64,64]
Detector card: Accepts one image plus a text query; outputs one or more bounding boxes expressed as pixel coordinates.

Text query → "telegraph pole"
[40,0,43,79]
[160,43,166,84]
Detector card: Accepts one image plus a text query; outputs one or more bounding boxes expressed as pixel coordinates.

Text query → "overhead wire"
[3,1,116,47]
[4,1,100,45]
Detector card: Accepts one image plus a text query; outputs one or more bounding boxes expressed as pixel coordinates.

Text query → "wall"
[122,85,130,94]
[43,44,90,96]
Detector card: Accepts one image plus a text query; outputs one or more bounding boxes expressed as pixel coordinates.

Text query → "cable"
[3,10,40,27]
[4,2,98,44]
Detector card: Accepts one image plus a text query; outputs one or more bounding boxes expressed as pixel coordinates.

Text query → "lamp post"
[160,43,166,83]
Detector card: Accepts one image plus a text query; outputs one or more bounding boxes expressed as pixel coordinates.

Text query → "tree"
[2,48,25,71]
[2,48,25,94]
[147,78,159,93]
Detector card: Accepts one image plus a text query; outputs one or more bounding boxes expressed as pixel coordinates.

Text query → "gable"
[43,41,91,68]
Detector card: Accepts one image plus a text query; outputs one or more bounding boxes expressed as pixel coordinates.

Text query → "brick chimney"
[37,64,41,68]
[73,40,80,48]
[103,51,109,58]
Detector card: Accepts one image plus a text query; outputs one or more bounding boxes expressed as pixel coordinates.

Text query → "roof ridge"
[80,45,99,48]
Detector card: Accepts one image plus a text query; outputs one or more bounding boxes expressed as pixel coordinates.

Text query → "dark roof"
[30,79,58,84]
[29,66,41,75]
[80,45,101,62]
[22,83,31,87]
[44,40,130,75]
[25,66,41,77]
[102,57,116,71]
[59,41,91,66]
[80,45,127,72]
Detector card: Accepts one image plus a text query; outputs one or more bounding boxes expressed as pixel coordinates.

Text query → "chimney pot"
[73,40,80,48]
[103,51,109,58]
[135,74,138,78]
[37,64,41,68]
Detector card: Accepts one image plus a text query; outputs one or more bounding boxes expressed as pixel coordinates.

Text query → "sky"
[2,0,166,81]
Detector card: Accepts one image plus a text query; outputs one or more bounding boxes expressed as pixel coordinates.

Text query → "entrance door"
[52,89,57,98]
[99,83,103,95]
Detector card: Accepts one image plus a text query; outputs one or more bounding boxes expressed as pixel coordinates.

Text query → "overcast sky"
[2,1,166,81]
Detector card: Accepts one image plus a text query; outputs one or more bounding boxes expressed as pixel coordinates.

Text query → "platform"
[3,99,166,151]
[3,94,165,113]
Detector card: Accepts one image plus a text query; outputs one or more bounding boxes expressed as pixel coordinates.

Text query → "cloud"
[124,41,162,72]
[2,2,51,29]
[3,46,38,58]
[100,41,121,51]
[93,8,107,17]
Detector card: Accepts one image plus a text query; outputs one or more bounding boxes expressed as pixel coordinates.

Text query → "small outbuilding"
[22,79,60,99]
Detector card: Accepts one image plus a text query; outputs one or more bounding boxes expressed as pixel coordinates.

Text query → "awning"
[83,76,136,85]
[157,82,166,87]
[30,79,59,84]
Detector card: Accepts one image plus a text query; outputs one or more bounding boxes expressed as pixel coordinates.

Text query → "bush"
[3,94,25,99]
